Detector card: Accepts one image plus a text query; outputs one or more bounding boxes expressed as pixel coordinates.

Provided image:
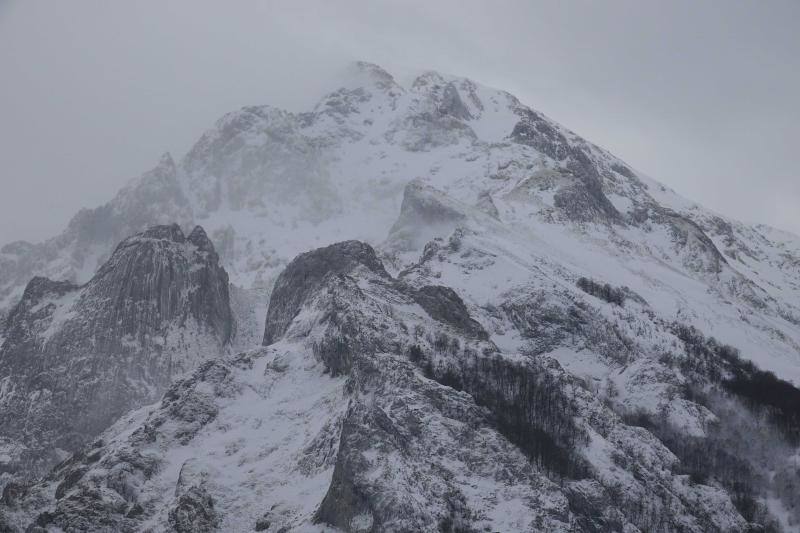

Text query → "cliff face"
[262,240,390,346]
[0,241,758,532]
[0,224,232,478]
[1,62,800,531]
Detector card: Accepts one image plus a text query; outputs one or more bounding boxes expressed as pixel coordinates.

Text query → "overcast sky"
[1,0,798,245]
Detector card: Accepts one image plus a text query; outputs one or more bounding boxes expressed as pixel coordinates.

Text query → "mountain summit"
[0,224,232,479]
[1,63,799,532]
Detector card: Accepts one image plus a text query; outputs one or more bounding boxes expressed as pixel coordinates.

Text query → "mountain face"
[0,224,232,479]
[1,62,800,532]
[1,240,793,532]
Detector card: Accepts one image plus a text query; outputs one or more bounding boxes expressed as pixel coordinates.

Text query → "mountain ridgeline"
[0,224,232,479]
[1,62,800,532]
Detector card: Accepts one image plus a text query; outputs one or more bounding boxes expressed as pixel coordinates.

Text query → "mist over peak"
[1,5,800,532]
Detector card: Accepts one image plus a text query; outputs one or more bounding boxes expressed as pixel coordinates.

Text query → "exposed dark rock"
[28,488,131,533]
[0,154,194,320]
[125,504,144,519]
[394,111,477,152]
[475,190,500,219]
[438,83,472,120]
[559,147,622,224]
[254,515,271,531]
[1,63,784,533]
[187,225,215,253]
[314,402,378,531]
[410,285,488,340]
[92,223,232,346]
[565,480,628,532]
[0,482,24,508]
[156,360,231,444]
[511,109,571,161]
[0,224,232,477]
[502,291,636,366]
[388,181,467,251]
[397,180,465,225]
[263,240,390,345]
[391,73,479,151]
[651,209,728,274]
[314,356,489,532]
[168,486,219,533]
[353,61,402,92]
[610,162,635,178]
[511,110,621,224]
[312,334,356,378]
[10,277,78,309]
[0,356,241,531]
[54,465,88,499]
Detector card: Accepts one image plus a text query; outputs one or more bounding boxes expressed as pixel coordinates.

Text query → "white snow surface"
[2,62,796,384]
[2,61,800,532]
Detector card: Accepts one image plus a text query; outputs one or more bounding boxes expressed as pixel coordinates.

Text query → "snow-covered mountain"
[0,225,233,480]
[1,62,799,531]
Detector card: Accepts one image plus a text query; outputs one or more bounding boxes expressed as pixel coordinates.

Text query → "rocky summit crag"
[1,62,800,532]
[0,224,232,480]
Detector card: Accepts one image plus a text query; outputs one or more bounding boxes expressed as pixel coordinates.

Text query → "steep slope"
[1,62,797,387]
[0,225,232,480]
[1,241,766,532]
[0,154,193,319]
[1,62,800,531]
[386,182,800,529]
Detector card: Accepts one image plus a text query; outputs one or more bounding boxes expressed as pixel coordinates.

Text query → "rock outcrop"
[262,240,390,346]
[1,62,800,532]
[387,181,468,251]
[1,239,792,531]
[0,224,232,478]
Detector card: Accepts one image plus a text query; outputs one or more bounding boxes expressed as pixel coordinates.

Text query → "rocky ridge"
[0,61,799,531]
[2,239,785,532]
[0,224,232,480]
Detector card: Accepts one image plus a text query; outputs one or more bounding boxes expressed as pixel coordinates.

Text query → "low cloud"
[1,0,798,243]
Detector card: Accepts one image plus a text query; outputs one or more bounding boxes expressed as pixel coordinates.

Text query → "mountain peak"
[187,225,215,253]
[138,223,185,242]
[3,63,800,532]
[0,223,232,478]
[157,151,176,171]
[349,61,401,92]
[263,240,390,346]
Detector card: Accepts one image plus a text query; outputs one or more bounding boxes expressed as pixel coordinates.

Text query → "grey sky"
[1,0,798,245]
